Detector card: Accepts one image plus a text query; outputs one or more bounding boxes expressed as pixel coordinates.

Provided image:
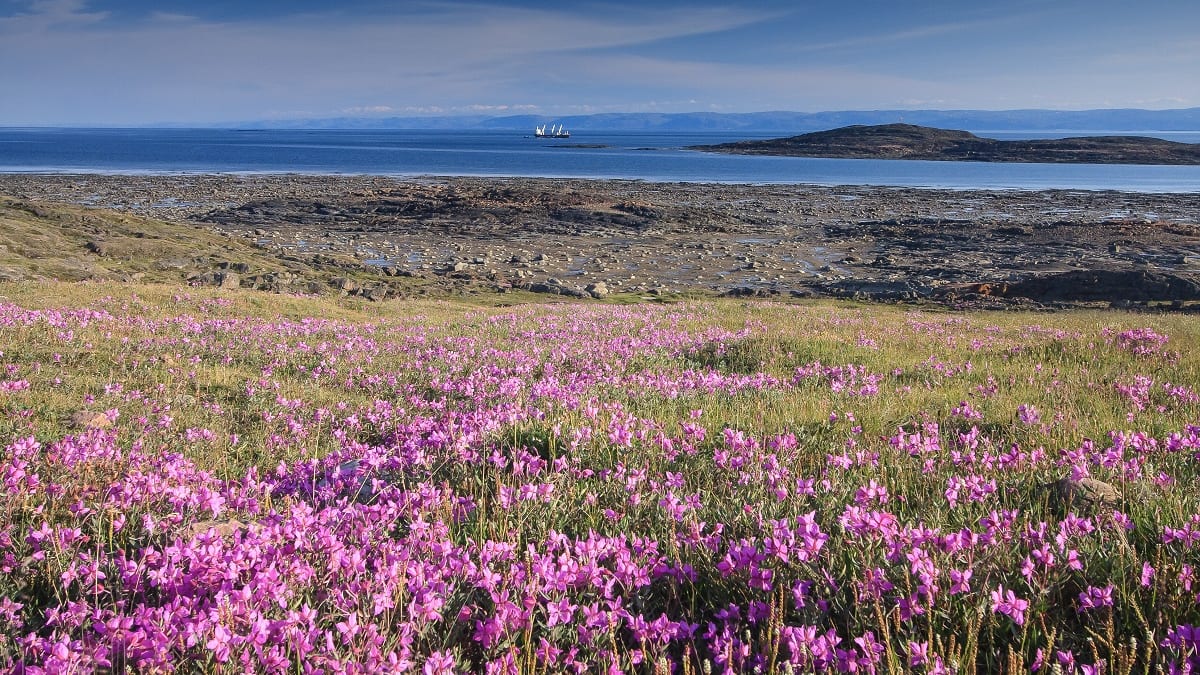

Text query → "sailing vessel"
[534,123,570,138]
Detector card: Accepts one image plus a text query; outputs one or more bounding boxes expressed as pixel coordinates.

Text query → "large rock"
[358,286,389,302]
[216,271,240,289]
[1003,270,1200,302]
[1047,476,1121,511]
[330,276,360,293]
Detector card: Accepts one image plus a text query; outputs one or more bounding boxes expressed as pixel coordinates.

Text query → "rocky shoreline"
[2,173,1200,308]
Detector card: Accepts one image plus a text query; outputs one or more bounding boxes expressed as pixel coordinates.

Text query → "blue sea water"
[1,128,1198,192]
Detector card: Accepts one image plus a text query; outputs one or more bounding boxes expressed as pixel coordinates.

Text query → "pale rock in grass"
[1047,476,1121,510]
[183,519,246,539]
[70,410,112,429]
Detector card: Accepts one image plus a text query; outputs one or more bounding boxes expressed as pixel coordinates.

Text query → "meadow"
[2,281,1200,673]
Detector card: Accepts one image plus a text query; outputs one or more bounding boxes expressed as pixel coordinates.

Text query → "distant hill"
[228,108,1200,132]
[690,123,1200,165]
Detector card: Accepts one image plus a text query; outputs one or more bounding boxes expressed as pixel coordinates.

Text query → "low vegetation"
[0,198,429,298]
[2,281,1200,672]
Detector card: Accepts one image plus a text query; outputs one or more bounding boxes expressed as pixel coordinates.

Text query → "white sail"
[533,123,569,138]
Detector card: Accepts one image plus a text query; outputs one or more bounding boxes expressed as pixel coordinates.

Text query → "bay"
[1,128,1198,192]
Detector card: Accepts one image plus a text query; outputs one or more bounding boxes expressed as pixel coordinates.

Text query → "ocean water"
[1,128,1198,192]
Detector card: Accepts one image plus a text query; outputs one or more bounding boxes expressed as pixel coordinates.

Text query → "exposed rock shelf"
[2,174,1200,309]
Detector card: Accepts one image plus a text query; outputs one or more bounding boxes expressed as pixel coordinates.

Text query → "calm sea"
[1,128,1199,192]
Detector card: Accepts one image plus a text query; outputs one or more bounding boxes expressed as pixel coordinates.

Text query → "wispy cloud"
[784,18,1012,54]
[0,0,1195,124]
[0,0,107,29]
[0,0,781,123]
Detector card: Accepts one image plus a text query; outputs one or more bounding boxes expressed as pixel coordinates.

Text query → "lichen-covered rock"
[1047,476,1121,510]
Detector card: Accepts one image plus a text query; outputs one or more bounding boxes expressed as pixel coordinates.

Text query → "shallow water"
[1,128,1199,192]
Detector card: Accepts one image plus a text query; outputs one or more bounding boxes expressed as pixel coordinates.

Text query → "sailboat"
[534,123,570,138]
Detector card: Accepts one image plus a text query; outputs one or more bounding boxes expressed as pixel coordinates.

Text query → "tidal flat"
[3,173,1200,307]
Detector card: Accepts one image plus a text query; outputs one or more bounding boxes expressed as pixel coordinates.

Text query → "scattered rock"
[1047,476,1121,511]
[0,267,29,283]
[358,286,389,302]
[585,281,610,299]
[826,280,929,301]
[560,286,590,299]
[155,257,192,271]
[187,270,241,289]
[528,282,561,295]
[219,261,251,274]
[182,519,246,539]
[723,286,778,298]
[7,175,1200,310]
[214,271,240,289]
[330,276,359,293]
[70,410,112,429]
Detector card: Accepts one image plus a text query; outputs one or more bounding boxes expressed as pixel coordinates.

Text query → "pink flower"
[990,584,1029,625]
[908,641,930,667]
[424,650,458,675]
[546,598,577,628]
[1077,585,1115,612]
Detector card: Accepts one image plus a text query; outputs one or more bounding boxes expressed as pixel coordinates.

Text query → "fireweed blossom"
[0,299,1198,671]
[991,585,1030,625]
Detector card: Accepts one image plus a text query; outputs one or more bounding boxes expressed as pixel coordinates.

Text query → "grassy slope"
[0,197,442,297]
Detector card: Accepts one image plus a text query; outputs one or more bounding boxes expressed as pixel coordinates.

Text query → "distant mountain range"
[231,108,1200,132]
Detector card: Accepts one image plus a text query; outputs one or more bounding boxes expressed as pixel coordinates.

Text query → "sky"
[1,0,1197,125]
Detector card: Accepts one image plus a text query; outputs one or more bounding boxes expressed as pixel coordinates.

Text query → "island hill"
[691,123,1200,165]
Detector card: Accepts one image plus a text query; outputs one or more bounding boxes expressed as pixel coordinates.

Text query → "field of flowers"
[2,282,1200,673]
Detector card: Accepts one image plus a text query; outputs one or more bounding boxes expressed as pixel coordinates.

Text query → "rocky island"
[692,123,1200,165]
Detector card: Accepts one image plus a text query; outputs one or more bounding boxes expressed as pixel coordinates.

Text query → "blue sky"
[1,0,1197,125]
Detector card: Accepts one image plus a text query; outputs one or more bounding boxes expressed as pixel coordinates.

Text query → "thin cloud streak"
[0,0,780,123]
[0,0,1196,124]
